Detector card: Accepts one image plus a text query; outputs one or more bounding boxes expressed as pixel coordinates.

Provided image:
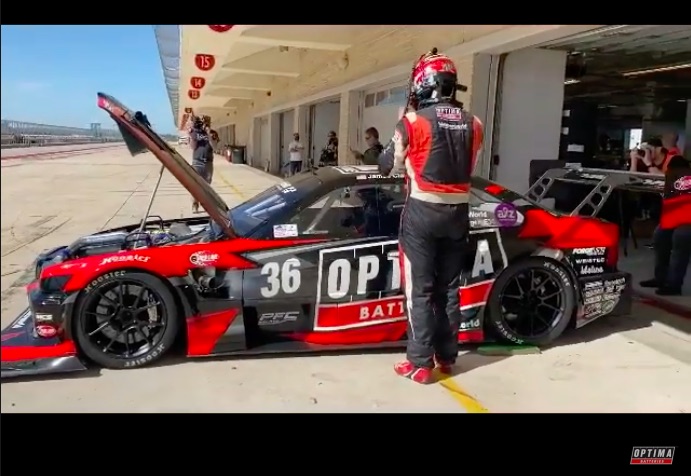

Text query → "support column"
[338,90,362,165]
[268,113,280,174]
[294,106,308,141]
[248,117,261,167]
[468,53,500,178]
[495,48,567,193]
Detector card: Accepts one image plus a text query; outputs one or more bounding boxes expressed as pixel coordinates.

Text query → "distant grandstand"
[1,119,123,148]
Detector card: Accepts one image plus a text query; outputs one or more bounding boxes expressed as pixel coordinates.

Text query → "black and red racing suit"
[378,100,484,368]
[654,166,691,289]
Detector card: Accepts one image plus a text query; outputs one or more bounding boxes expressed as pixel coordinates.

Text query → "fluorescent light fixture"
[564,79,581,85]
[622,63,691,77]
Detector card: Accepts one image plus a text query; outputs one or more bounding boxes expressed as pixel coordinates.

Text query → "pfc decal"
[258,311,299,326]
[85,270,127,292]
[184,107,194,114]
[194,54,215,72]
[190,251,219,267]
[100,255,150,266]
[188,89,200,100]
[190,77,206,89]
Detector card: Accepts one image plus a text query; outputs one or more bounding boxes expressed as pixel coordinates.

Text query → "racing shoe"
[639,278,661,288]
[394,361,434,384]
[434,356,454,375]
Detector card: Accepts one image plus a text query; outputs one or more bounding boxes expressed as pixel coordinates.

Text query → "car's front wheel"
[73,271,179,369]
[485,257,575,346]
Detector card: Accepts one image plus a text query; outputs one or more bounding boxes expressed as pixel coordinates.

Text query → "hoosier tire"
[485,257,576,346]
[74,271,179,369]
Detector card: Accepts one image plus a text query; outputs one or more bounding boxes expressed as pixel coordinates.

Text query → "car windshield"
[228,174,320,236]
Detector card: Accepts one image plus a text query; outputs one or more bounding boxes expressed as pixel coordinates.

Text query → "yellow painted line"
[217,169,247,200]
[436,371,490,413]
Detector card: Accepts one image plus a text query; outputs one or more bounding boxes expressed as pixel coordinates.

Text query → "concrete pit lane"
[2,147,690,413]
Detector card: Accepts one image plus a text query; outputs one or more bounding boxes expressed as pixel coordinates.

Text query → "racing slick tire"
[73,271,180,369]
[485,257,575,346]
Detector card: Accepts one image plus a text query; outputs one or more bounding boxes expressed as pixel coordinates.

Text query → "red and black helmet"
[410,48,465,108]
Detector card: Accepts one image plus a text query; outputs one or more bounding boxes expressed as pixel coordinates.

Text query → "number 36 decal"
[260,258,302,298]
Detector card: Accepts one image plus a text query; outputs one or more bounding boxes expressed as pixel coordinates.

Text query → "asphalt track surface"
[1,147,690,413]
[0,143,123,160]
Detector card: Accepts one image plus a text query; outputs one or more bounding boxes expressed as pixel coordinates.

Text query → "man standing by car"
[640,155,691,296]
[288,132,305,175]
[189,116,214,213]
[378,48,484,384]
[361,127,384,165]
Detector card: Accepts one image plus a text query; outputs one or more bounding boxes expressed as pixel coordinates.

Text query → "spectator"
[288,133,305,175]
[629,137,669,176]
[361,127,383,165]
[639,155,691,296]
[320,131,338,166]
[189,116,214,213]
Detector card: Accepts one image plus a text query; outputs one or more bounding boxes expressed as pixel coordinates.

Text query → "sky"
[0,25,176,134]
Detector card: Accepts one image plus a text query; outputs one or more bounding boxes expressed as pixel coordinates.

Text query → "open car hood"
[96,92,235,237]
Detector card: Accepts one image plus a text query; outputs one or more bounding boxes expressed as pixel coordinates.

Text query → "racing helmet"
[410,48,465,108]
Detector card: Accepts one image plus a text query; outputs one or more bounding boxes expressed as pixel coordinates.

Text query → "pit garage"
[2,146,691,413]
[488,25,691,193]
[359,83,405,147]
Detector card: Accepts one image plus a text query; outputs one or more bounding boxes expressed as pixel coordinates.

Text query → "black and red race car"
[1,93,641,379]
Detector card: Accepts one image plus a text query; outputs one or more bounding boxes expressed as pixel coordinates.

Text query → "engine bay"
[34,216,211,278]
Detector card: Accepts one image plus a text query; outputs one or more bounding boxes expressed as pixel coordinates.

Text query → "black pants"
[399,199,469,368]
[290,161,302,174]
[654,225,691,289]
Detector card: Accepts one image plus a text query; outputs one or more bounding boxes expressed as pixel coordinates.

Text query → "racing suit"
[654,165,691,292]
[378,101,484,368]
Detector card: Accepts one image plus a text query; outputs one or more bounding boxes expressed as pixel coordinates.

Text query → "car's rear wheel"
[485,257,575,346]
[74,271,179,369]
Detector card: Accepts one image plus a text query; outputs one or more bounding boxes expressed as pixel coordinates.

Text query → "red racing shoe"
[434,355,454,375]
[394,361,434,384]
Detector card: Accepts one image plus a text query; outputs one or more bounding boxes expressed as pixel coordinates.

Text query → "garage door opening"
[361,84,406,151]
[545,25,691,168]
[308,99,340,165]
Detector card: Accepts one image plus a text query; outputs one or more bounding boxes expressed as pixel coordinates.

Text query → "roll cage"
[526,166,666,217]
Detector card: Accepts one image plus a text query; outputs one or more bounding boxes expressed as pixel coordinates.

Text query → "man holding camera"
[629,137,671,175]
[189,115,214,213]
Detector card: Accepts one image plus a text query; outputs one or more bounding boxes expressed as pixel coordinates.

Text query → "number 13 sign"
[194,54,215,72]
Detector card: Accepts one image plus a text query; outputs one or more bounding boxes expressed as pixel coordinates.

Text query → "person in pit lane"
[189,115,215,214]
[378,48,484,384]
[640,155,691,296]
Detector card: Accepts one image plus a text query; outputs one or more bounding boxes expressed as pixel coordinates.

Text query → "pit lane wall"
[177,25,604,178]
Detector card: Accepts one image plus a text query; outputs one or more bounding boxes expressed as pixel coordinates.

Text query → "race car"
[1,93,636,379]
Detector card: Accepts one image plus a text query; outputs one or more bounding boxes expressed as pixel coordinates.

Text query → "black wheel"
[74,271,179,369]
[485,257,575,346]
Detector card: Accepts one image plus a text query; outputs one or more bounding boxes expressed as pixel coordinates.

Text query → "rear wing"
[526,166,667,217]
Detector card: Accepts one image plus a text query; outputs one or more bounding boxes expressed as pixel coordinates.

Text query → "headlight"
[39,275,72,293]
